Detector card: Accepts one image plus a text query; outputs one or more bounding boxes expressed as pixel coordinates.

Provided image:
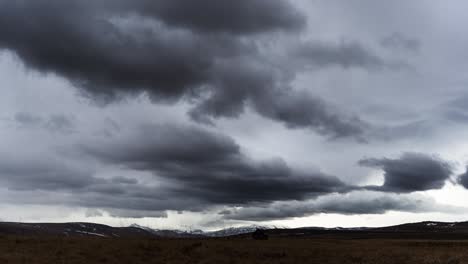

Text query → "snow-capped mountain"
[129,224,271,238]
[205,225,271,237]
[3,221,468,239]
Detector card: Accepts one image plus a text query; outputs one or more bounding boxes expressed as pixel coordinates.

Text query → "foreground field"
[1,236,468,264]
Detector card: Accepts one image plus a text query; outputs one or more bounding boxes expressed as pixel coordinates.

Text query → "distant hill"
[0,222,154,238]
[3,221,468,239]
[259,221,468,240]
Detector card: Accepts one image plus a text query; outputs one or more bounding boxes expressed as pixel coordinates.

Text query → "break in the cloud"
[359,153,454,193]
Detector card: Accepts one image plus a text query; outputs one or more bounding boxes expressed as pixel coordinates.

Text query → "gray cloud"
[0,0,290,98]
[0,151,190,216]
[223,192,451,221]
[252,89,367,139]
[381,32,421,52]
[293,41,385,70]
[81,124,349,205]
[0,0,371,139]
[3,0,468,226]
[1,122,350,215]
[189,59,368,139]
[359,152,453,193]
[105,209,167,219]
[457,167,468,189]
[3,120,456,219]
[120,0,307,35]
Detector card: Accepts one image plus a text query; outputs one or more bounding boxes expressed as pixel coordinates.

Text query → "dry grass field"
[1,236,468,264]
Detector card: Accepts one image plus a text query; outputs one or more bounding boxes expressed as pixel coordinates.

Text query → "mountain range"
[2,221,468,239]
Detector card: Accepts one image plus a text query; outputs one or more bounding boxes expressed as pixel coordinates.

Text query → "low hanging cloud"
[0,0,383,140]
[0,151,190,216]
[0,121,352,217]
[0,120,461,219]
[222,191,457,221]
[359,152,453,193]
[81,124,350,205]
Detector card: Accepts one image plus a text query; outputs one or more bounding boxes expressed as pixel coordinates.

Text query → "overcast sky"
[2,0,468,230]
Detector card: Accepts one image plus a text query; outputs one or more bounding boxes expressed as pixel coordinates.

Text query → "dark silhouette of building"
[252,229,268,240]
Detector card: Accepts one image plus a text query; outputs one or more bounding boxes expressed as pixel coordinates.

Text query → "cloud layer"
[2,0,468,226]
[223,192,454,221]
[0,0,375,139]
[82,124,348,205]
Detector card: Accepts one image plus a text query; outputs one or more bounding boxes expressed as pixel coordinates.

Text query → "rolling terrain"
[2,220,468,239]
[0,221,468,263]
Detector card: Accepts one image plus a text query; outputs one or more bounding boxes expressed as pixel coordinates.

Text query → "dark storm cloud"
[82,124,349,205]
[252,89,367,138]
[223,192,446,221]
[359,152,453,193]
[188,59,368,138]
[119,0,307,35]
[0,122,351,215]
[0,0,299,98]
[0,1,239,101]
[0,123,457,219]
[0,0,370,139]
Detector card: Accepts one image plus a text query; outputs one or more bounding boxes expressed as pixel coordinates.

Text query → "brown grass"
[0,236,468,263]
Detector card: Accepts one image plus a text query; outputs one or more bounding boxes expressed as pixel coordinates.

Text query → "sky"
[2,0,468,230]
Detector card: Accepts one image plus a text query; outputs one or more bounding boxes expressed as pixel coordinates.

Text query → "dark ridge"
[0,222,156,238]
[4,221,468,240]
